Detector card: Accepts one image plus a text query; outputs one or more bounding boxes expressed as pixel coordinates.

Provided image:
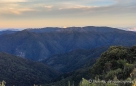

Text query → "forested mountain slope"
[47,46,136,86]
[0,26,136,61]
[42,47,108,73]
[0,52,60,86]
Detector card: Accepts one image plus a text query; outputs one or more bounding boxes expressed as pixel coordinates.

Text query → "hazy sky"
[0,0,136,29]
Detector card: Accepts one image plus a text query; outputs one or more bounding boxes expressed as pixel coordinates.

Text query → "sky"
[0,0,136,29]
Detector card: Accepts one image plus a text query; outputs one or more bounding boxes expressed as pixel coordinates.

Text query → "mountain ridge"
[26,26,125,33]
[0,26,136,61]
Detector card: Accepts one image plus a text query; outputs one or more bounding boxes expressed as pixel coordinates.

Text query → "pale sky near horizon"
[0,0,136,29]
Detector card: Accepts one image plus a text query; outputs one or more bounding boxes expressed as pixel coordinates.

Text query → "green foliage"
[130,68,136,80]
[0,80,6,86]
[46,45,136,86]
[105,83,118,86]
[90,46,136,80]
[68,81,70,86]
[79,78,90,86]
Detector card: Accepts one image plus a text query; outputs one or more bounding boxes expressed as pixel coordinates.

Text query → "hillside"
[47,46,136,86]
[47,61,95,86]
[43,47,108,73]
[0,52,60,86]
[90,46,136,80]
[0,26,136,61]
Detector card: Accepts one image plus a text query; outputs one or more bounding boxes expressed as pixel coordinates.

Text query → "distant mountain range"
[0,26,136,86]
[26,26,122,33]
[0,26,136,61]
[0,52,59,86]
[0,30,17,35]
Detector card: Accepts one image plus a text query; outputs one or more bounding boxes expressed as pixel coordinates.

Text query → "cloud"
[115,0,136,5]
[0,0,136,28]
[0,0,27,2]
[44,5,53,9]
[0,0,39,16]
[0,0,135,18]
[59,5,98,10]
[0,8,36,15]
[129,28,136,31]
